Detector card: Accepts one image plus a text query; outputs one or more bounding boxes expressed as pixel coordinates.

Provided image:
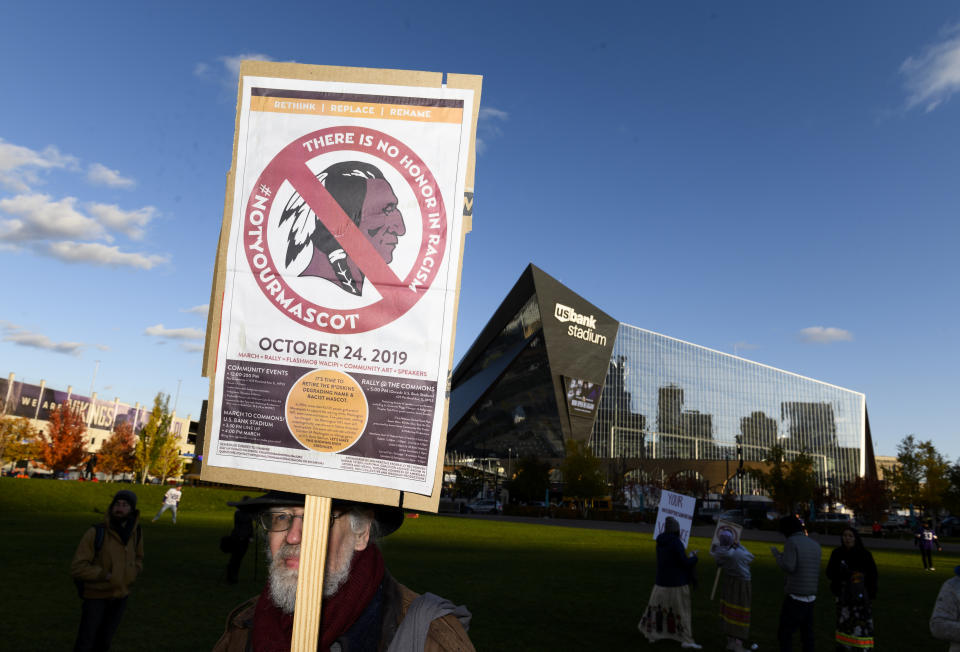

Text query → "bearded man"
[213,491,473,651]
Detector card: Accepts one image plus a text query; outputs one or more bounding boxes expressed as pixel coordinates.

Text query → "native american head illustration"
[278,161,406,296]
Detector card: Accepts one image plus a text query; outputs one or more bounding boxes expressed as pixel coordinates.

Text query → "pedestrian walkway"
[450,513,958,553]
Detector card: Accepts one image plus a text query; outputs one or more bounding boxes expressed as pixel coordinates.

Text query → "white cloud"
[195,53,278,89]
[1,324,84,356]
[220,53,275,78]
[96,344,110,351]
[144,324,205,340]
[181,342,205,353]
[181,304,209,315]
[44,241,169,269]
[798,326,853,344]
[0,194,167,267]
[86,202,157,240]
[0,194,107,243]
[732,341,760,354]
[87,163,135,188]
[0,139,78,192]
[901,24,960,112]
[479,107,509,121]
[476,106,508,155]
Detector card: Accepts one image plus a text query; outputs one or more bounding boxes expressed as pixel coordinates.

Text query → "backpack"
[74,523,141,598]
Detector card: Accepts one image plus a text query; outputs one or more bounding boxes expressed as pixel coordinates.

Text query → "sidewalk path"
[446,512,959,553]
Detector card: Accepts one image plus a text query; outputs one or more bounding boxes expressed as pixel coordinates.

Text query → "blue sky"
[1,2,957,458]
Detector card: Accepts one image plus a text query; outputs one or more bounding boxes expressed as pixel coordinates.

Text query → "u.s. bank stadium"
[445,265,877,493]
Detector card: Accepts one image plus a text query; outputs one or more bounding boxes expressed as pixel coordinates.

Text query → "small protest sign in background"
[653,489,696,548]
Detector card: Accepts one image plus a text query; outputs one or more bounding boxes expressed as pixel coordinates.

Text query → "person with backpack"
[71,489,144,652]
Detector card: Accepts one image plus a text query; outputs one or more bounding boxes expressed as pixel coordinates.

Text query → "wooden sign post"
[292,495,332,650]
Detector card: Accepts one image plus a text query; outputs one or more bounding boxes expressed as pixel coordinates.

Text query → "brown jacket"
[213,574,474,651]
[70,513,144,599]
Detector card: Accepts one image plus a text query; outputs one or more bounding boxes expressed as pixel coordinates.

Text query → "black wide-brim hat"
[229,491,404,537]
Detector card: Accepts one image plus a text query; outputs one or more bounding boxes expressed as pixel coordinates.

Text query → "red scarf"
[251,543,385,651]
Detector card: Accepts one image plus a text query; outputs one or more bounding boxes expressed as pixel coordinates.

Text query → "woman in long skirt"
[826,526,878,651]
[639,517,702,649]
[710,527,757,651]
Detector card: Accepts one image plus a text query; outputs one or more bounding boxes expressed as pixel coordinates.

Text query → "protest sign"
[708,519,744,600]
[711,519,743,548]
[653,489,696,548]
[201,62,481,512]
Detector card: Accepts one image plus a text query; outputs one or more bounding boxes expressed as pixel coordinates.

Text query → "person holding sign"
[213,491,473,652]
[710,526,757,652]
[638,516,702,649]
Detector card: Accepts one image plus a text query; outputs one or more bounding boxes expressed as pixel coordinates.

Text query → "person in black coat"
[638,516,702,649]
[226,496,255,584]
[825,526,878,651]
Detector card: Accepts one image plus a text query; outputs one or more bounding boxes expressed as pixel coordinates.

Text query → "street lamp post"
[737,438,744,517]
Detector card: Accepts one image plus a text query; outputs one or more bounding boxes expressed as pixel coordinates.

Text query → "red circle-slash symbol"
[243,127,447,334]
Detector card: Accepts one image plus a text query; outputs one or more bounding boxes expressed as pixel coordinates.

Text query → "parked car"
[939,516,960,537]
[715,509,755,528]
[816,512,853,527]
[883,514,908,530]
[466,499,500,514]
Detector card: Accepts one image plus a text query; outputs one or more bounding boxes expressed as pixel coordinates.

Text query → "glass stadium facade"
[589,325,867,488]
[447,264,874,490]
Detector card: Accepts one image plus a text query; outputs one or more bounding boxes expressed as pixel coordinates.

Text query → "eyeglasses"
[258,509,347,532]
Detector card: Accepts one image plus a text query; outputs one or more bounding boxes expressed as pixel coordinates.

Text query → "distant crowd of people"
[638,514,957,651]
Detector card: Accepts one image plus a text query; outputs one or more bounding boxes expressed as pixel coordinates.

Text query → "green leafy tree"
[134,393,172,483]
[918,441,950,514]
[945,462,960,516]
[0,417,41,465]
[889,435,948,514]
[505,456,552,504]
[889,435,923,507]
[96,421,137,480]
[748,444,818,513]
[560,439,607,510]
[154,434,184,484]
[37,401,89,474]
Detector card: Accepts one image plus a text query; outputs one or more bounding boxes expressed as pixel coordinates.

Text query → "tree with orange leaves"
[38,400,89,474]
[96,421,137,480]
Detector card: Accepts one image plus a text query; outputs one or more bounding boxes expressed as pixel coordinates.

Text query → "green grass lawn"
[0,477,952,650]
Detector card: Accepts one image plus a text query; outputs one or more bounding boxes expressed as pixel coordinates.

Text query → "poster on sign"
[201,62,480,504]
[711,520,743,549]
[653,490,697,548]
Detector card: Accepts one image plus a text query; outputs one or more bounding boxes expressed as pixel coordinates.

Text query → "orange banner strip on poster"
[250,96,463,123]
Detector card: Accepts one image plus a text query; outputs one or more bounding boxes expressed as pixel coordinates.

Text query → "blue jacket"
[655,532,697,587]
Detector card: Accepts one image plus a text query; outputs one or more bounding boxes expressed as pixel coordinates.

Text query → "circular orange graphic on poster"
[285,370,367,453]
